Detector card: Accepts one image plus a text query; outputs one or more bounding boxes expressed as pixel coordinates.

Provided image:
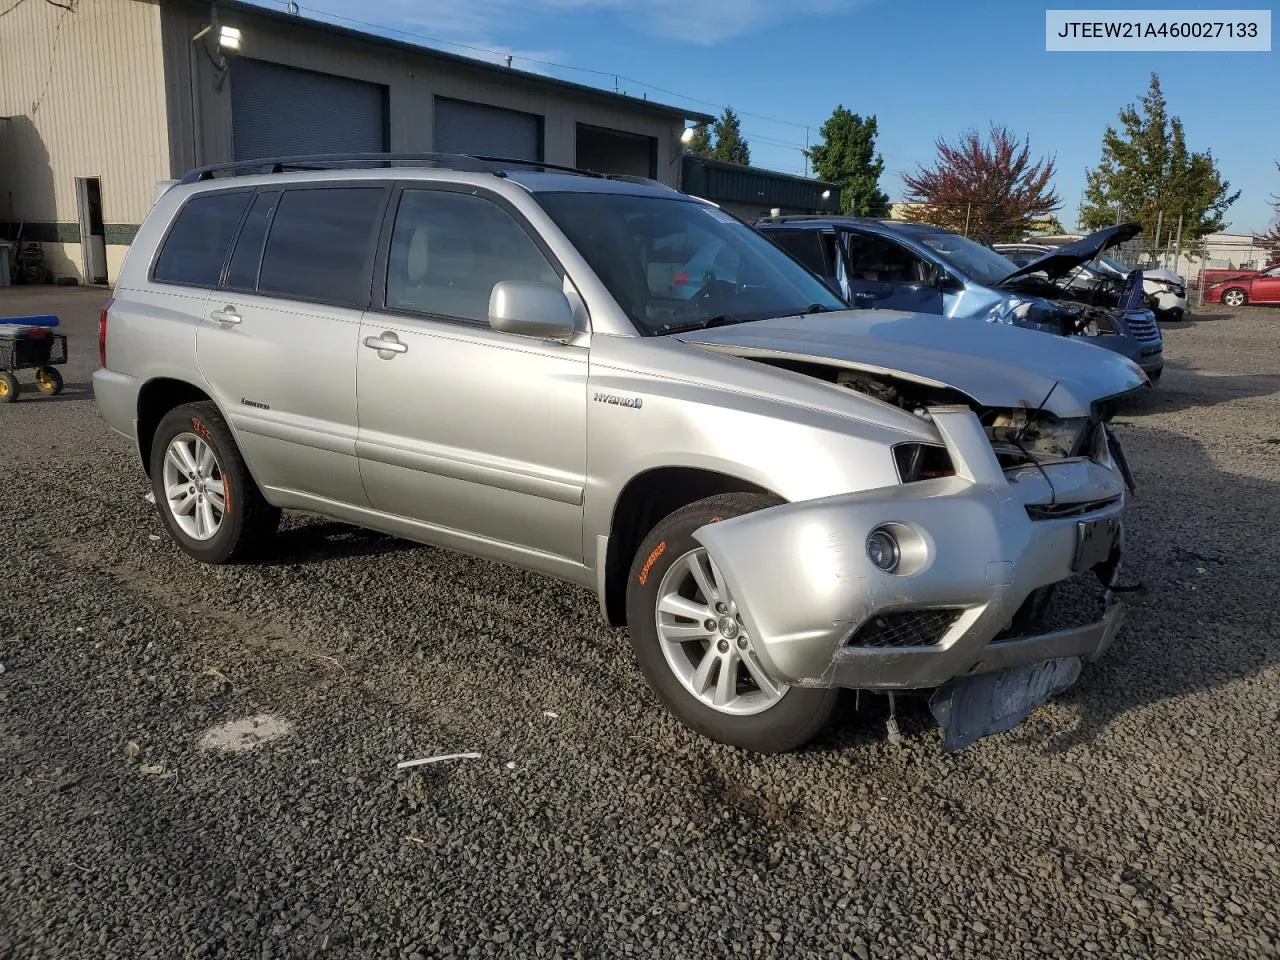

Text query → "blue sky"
[256,0,1278,234]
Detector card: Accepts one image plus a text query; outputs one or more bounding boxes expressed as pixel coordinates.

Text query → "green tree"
[1081,73,1239,246]
[685,123,713,158]
[807,106,889,217]
[1255,161,1279,256]
[710,107,750,166]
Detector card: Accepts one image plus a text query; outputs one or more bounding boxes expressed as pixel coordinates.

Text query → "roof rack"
[180,152,679,190]
[179,152,503,184]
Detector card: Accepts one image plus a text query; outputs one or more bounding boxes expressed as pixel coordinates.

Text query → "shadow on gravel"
[2,380,93,404]
[1115,357,1280,418]
[262,521,420,566]
[1045,422,1280,751]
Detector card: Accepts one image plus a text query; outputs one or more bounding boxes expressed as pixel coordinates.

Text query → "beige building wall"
[158,3,687,185]
[0,0,169,283]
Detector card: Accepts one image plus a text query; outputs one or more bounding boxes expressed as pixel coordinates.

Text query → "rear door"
[196,182,390,505]
[840,228,945,314]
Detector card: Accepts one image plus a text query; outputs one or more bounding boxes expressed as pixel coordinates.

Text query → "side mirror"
[488,281,576,340]
[934,269,963,292]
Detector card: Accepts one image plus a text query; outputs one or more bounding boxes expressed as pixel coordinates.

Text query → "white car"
[996,244,1188,321]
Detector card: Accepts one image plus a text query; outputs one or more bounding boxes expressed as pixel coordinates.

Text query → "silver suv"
[94,155,1146,753]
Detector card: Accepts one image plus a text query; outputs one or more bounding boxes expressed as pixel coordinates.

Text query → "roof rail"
[474,158,673,191]
[179,152,681,190]
[179,152,501,184]
[472,156,604,178]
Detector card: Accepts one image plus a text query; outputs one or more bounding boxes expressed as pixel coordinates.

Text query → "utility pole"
[963,202,972,238]
[1115,202,1122,225]
[1153,210,1163,267]
[803,126,810,178]
[1173,213,1183,272]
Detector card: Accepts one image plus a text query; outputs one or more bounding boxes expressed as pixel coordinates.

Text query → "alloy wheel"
[162,432,227,541]
[654,548,786,715]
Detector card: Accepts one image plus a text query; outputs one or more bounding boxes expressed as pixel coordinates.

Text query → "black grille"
[1125,313,1163,344]
[846,609,964,649]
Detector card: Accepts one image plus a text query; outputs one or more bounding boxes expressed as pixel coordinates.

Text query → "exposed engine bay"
[754,358,1108,475]
[995,273,1128,338]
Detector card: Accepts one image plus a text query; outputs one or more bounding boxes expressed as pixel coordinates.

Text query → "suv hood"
[677,309,1147,419]
[998,222,1143,287]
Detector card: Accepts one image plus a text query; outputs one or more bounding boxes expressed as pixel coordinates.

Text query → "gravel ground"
[2,287,1278,960]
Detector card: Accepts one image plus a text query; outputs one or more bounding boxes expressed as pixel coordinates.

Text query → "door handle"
[210,306,242,324]
[363,332,408,355]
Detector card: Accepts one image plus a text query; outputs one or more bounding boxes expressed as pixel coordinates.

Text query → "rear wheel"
[625,493,839,753]
[0,372,17,403]
[35,366,63,395]
[1221,287,1248,307]
[149,401,280,563]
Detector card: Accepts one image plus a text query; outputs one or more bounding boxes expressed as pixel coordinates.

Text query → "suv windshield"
[535,192,845,334]
[913,231,1020,287]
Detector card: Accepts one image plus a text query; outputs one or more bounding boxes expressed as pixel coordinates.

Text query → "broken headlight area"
[980,407,1097,469]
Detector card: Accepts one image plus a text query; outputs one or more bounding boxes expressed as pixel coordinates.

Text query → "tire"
[35,366,63,396]
[625,492,839,753]
[1221,287,1248,308]
[148,401,280,564]
[0,371,17,403]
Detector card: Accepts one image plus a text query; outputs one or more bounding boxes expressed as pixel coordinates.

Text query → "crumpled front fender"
[690,406,1128,689]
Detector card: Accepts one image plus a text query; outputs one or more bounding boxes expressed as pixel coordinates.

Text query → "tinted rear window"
[153,192,251,287]
[258,187,386,306]
[224,190,280,292]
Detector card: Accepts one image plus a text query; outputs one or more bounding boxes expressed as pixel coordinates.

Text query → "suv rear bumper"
[92,368,141,445]
[691,407,1129,691]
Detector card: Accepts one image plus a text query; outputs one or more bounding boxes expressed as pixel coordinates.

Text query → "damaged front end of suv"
[672,311,1145,750]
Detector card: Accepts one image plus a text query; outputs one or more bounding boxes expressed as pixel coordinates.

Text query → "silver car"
[93,155,1146,753]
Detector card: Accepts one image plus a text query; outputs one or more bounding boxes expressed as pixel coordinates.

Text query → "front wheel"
[0,371,17,403]
[149,401,280,564]
[625,493,839,753]
[1220,287,1248,308]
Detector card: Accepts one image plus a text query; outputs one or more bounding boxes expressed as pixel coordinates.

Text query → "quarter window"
[258,187,386,306]
[152,192,251,287]
[385,189,560,324]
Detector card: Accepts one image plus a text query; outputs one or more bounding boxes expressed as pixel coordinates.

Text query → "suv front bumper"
[691,406,1129,691]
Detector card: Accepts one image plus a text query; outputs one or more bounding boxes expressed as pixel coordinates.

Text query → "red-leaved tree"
[900,125,1061,242]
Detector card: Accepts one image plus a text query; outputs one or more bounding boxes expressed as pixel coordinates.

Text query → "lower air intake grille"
[846,609,965,649]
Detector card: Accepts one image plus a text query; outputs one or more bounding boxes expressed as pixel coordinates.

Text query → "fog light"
[866,528,900,573]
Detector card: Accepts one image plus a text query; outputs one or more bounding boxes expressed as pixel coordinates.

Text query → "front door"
[355,185,588,565]
[1251,265,1280,303]
[839,229,945,314]
[196,183,390,506]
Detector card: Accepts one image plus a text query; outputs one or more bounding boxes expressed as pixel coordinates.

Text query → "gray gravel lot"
[2,287,1279,959]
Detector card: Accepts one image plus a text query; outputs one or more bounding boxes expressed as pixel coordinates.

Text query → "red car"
[1206,263,1280,306]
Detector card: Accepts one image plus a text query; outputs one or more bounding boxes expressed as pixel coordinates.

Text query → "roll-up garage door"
[433,97,542,160]
[230,59,388,161]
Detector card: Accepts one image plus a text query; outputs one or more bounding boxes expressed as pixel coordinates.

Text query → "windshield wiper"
[660,314,744,335]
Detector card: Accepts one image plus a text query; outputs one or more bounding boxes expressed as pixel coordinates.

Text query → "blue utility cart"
[0,315,67,402]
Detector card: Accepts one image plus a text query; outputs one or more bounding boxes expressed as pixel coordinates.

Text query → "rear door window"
[258,186,388,307]
[223,190,280,292]
[152,191,252,287]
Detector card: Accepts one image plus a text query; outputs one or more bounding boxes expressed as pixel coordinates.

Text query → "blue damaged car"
[754,217,1164,384]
